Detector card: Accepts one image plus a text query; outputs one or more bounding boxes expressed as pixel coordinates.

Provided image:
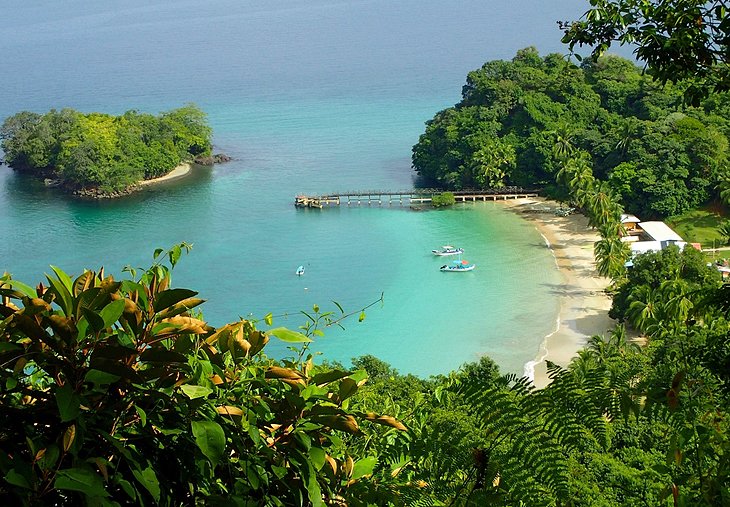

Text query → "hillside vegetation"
[412,48,730,219]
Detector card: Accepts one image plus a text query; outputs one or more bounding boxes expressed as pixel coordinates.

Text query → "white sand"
[502,198,615,388]
[138,163,193,187]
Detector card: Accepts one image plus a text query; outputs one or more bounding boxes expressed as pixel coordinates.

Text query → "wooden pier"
[294,189,539,208]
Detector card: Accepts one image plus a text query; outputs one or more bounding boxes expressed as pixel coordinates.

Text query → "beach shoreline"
[501,197,615,388]
[138,162,193,187]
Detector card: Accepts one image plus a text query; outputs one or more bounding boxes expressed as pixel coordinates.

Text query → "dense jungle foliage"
[0,104,212,194]
[1,245,729,505]
[559,0,730,103]
[412,48,730,219]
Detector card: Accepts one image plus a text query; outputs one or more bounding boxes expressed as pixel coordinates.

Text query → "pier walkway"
[294,189,539,208]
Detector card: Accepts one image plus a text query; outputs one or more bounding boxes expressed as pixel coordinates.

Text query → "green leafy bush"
[0,245,404,505]
[431,192,456,208]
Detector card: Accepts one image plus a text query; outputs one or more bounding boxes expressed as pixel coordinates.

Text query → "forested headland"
[412,48,730,219]
[0,104,213,197]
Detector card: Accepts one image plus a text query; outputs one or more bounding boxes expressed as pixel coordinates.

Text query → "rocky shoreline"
[193,153,232,165]
[45,153,232,200]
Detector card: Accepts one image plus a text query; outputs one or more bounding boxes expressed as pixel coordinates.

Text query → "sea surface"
[0,0,587,376]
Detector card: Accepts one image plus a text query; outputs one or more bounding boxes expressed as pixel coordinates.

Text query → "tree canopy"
[0,104,212,195]
[559,0,730,103]
[412,48,730,219]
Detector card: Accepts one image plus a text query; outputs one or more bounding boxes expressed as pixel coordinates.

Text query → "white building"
[625,220,686,256]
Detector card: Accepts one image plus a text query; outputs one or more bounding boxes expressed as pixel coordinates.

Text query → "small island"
[0,104,223,198]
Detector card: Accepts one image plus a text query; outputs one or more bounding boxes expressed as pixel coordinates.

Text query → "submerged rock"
[194,153,231,165]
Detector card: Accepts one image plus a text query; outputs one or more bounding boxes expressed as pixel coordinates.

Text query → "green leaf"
[191,420,226,464]
[7,280,36,298]
[46,270,73,316]
[5,468,32,489]
[309,446,326,471]
[38,445,60,471]
[246,465,260,490]
[50,265,74,295]
[56,384,81,422]
[169,244,182,266]
[135,406,147,427]
[99,299,126,328]
[82,307,105,333]
[304,462,325,507]
[349,369,368,384]
[131,466,160,502]
[351,456,377,480]
[269,327,312,343]
[180,384,213,399]
[153,288,198,313]
[264,313,273,326]
[84,369,121,387]
[338,378,359,401]
[310,369,352,386]
[358,311,366,322]
[272,465,287,479]
[55,467,109,498]
[76,316,89,340]
[116,478,136,500]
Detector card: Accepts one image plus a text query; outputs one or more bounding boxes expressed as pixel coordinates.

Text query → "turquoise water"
[0,0,580,376]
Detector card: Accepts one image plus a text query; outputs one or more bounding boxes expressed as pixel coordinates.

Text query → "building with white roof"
[623,220,686,257]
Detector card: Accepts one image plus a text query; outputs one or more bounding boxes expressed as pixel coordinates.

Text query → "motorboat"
[432,245,464,256]
[440,259,475,272]
[296,265,305,276]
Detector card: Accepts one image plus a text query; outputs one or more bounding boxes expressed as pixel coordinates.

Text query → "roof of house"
[638,221,684,242]
[621,214,641,224]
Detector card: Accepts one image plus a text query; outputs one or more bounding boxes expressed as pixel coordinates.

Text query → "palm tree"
[551,123,576,162]
[614,119,639,158]
[586,181,620,229]
[659,279,694,325]
[717,177,730,207]
[626,286,661,334]
[594,234,630,281]
[719,220,730,245]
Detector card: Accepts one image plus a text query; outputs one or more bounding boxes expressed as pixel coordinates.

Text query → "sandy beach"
[502,198,615,388]
[138,163,193,187]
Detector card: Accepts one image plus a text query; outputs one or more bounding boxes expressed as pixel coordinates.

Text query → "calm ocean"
[0,0,585,376]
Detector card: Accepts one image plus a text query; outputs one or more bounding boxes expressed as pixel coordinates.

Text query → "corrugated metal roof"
[638,221,684,242]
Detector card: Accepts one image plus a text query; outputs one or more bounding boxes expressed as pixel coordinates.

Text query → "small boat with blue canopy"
[440,259,475,272]
[296,265,305,276]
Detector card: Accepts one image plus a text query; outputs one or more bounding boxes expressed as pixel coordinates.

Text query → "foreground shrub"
[0,244,404,506]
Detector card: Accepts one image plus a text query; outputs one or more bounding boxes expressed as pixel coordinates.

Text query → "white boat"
[432,245,464,256]
[296,265,305,276]
[440,259,475,272]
